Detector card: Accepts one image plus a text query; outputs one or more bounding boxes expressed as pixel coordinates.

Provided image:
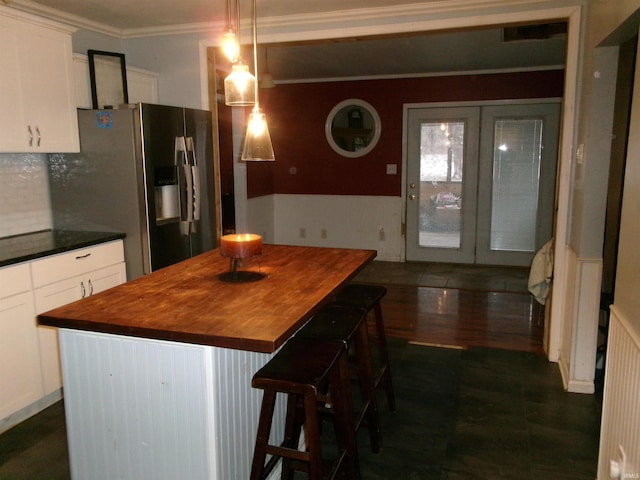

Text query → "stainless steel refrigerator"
[48,103,217,280]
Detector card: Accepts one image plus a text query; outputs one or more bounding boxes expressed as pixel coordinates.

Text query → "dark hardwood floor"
[381,285,545,353]
[354,261,545,354]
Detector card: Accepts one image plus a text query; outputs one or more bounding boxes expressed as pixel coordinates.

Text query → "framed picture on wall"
[88,50,129,109]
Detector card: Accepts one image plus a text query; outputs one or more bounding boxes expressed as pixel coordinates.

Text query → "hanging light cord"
[225,0,232,30]
[235,0,240,48]
[251,0,259,109]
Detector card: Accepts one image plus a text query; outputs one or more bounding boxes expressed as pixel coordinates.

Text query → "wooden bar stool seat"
[296,304,382,453]
[250,337,360,480]
[331,284,396,412]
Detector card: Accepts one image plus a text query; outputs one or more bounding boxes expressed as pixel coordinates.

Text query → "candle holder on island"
[219,233,266,282]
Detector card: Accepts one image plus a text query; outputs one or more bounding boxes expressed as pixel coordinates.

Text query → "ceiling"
[7,0,441,30]
[6,0,567,82]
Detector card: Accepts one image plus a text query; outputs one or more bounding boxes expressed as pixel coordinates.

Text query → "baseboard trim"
[0,389,63,434]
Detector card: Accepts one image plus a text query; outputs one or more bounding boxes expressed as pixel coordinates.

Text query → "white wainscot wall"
[248,194,403,262]
[557,247,602,394]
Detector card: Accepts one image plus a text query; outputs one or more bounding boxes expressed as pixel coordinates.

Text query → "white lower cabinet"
[0,264,41,420]
[33,241,126,395]
[0,240,126,427]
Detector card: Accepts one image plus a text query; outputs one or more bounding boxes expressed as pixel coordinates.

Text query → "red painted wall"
[247,69,564,198]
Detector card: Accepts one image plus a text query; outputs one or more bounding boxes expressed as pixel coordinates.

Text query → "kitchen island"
[38,244,376,480]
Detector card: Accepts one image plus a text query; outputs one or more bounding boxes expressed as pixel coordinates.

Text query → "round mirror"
[325,99,381,158]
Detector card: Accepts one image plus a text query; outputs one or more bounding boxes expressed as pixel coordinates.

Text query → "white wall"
[581,1,640,476]
[595,1,640,333]
[123,33,210,110]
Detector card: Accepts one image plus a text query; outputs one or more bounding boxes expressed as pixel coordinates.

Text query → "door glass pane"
[419,121,464,248]
[490,118,543,252]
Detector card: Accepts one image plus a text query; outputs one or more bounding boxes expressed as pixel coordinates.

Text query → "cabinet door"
[0,13,30,150]
[86,263,127,295]
[33,262,126,395]
[34,275,83,395]
[0,291,42,419]
[0,9,78,152]
[20,21,79,152]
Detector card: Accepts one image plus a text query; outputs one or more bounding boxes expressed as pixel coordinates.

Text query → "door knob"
[409,194,416,200]
[409,183,416,189]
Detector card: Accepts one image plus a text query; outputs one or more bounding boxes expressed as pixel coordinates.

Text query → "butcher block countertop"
[38,244,376,353]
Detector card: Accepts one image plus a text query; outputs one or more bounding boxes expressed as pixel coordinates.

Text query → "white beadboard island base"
[60,329,285,480]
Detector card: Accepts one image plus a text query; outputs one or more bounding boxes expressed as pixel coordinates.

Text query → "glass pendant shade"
[224,64,256,106]
[241,108,275,161]
[221,29,240,63]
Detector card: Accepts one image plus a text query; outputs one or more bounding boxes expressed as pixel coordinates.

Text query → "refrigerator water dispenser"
[154,167,180,222]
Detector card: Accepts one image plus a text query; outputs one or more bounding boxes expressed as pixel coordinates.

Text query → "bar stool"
[296,304,382,453]
[331,284,396,412]
[250,337,360,480]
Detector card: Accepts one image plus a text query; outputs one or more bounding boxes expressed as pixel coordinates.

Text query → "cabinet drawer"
[0,263,31,298]
[31,240,125,288]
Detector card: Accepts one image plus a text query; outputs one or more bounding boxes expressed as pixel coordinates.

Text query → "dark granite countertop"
[0,230,126,268]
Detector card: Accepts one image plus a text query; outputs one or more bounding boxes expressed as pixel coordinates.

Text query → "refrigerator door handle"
[183,162,194,223]
[186,137,201,228]
[175,136,193,235]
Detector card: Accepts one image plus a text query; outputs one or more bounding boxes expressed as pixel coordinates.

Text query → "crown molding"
[4,0,579,40]
[276,64,566,85]
[255,0,580,43]
[0,2,76,33]
[4,0,124,36]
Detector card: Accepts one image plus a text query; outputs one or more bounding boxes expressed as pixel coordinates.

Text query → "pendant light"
[241,0,275,161]
[221,0,239,63]
[224,62,256,106]
[259,47,275,89]
[223,0,256,107]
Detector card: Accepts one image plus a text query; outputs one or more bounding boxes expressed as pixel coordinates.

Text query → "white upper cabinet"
[0,7,79,153]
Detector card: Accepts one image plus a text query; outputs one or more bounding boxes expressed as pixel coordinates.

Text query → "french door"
[405,103,560,266]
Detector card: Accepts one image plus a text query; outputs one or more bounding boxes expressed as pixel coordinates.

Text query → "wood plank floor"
[354,261,545,354]
[380,284,545,353]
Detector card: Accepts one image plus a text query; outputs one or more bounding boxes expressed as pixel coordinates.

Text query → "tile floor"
[0,262,601,480]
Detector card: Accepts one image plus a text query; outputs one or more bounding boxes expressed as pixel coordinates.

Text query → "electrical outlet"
[610,445,627,480]
[321,229,327,239]
[299,228,306,238]
[379,226,385,241]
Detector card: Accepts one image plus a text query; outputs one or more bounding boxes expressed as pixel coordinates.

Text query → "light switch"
[386,164,397,175]
[576,144,584,164]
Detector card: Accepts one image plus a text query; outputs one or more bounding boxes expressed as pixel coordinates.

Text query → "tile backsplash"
[0,153,53,238]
